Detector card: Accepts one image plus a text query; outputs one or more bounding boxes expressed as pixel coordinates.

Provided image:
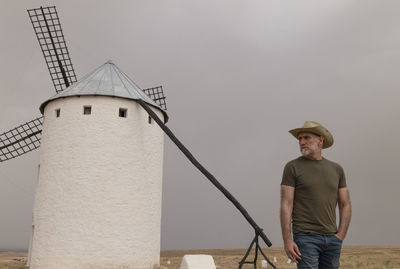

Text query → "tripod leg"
[253,237,259,269]
[258,245,276,269]
[238,236,257,269]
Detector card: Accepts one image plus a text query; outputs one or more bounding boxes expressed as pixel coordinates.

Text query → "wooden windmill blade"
[27,6,77,93]
[142,86,167,110]
[0,117,43,163]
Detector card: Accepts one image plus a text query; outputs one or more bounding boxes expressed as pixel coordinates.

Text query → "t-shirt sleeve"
[338,165,347,188]
[281,162,296,187]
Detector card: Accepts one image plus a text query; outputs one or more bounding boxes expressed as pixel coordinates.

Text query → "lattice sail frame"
[0,117,43,162]
[142,86,167,110]
[28,6,77,93]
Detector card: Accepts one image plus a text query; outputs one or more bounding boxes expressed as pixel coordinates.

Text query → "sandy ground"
[0,251,27,269]
[159,246,400,269]
[1,246,399,268]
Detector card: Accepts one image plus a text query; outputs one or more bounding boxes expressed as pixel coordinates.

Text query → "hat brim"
[289,126,334,149]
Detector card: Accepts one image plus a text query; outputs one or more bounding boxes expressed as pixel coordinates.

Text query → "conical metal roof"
[40,61,168,122]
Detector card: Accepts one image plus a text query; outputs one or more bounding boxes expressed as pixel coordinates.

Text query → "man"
[280,121,351,269]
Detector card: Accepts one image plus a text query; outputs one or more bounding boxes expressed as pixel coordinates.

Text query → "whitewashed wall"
[29,96,165,269]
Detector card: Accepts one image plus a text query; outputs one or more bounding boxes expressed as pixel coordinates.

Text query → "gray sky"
[1,0,400,251]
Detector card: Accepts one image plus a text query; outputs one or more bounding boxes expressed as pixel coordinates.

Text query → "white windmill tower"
[29,60,168,269]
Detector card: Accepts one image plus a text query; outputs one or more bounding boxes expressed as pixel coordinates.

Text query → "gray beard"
[300,146,317,157]
[301,148,313,157]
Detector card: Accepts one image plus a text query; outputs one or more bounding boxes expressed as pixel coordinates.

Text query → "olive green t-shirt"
[281,156,347,235]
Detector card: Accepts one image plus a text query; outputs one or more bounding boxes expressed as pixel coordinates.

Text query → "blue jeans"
[293,232,343,269]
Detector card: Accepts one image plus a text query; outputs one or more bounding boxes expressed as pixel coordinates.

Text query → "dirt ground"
[159,246,400,269]
[0,251,27,269]
[1,246,399,269]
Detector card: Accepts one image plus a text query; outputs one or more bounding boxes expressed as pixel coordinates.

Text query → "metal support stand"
[238,230,276,269]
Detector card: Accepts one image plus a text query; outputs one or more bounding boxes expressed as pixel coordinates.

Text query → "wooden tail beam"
[138,99,273,248]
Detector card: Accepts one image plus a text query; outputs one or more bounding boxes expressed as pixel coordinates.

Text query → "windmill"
[1,6,275,269]
[2,6,168,269]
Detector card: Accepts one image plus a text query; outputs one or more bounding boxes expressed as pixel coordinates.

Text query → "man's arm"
[335,187,352,241]
[280,185,301,263]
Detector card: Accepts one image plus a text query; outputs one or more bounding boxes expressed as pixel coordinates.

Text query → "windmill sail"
[28,6,77,93]
[0,117,43,162]
[142,86,167,110]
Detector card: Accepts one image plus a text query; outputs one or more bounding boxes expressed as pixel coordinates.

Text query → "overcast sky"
[1,0,399,251]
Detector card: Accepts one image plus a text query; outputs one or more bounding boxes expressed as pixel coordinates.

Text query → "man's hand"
[284,239,302,263]
[335,233,344,241]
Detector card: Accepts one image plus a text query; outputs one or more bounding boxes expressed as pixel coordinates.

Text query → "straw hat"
[289,121,334,149]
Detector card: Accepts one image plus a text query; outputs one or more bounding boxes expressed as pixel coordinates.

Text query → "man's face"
[298,132,323,157]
